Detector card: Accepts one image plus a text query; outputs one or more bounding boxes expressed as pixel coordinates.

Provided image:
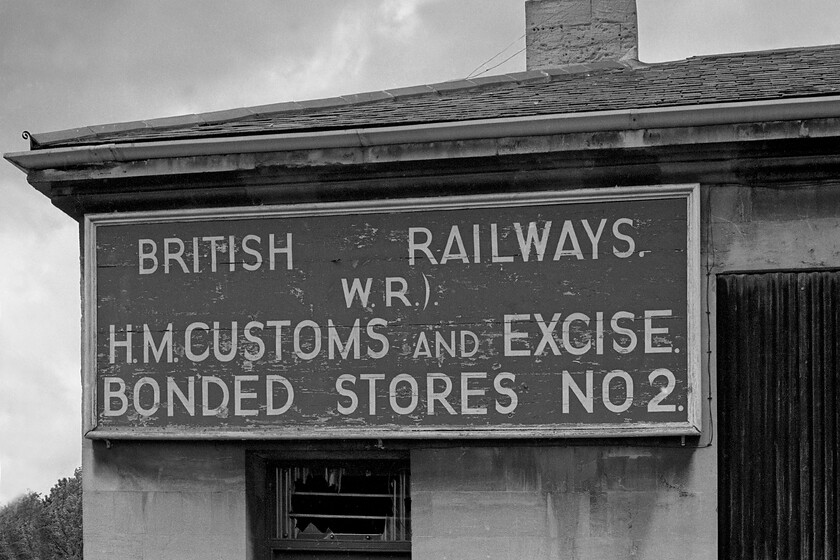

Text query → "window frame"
[248,449,411,560]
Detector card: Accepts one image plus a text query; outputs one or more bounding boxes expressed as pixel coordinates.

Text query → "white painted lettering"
[234,375,259,416]
[336,374,358,415]
[243,321,265,361]
[167,377,195,416]
[385,277,411,307]
[185,322,210,362]
[164,238,189,274]
[133,377,160,417]
[366,318,389,359]
[389,374,419,415]
[440,226,469,264]
[408,227,437,265]
[490,223,513,263]
[266,320,291,360]
[269,233,293,271]
[241,234,262,271]
[460,330,479,358]
[103,377,128,416]
[582,218,607,259]
[109,324,133,364]
[562,370,593,413]
[612,218,635,257]
[554,220,584,260]
[534,313,561,355]
[644,309,673,353]
[293,320,322,360]
[138,239,158,274]
[360,373,385,415]
[603,370,633,413]
[413,332,432,358]
[143,323,173,364]
[212,321,238,362]
[426,373,456,415]
[460,372,487,415]
[203,236,224,272]
[201,376,230,416]
[266,375,294,415]
[341,277,373,308]
[514,221,552,262]
[504,314,531,357]
[494,372,518,414]
[611,311,637,354]
[562,312,591,356]
[328,319,361,360]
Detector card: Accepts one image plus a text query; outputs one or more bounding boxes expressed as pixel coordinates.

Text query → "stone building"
[6,1,840,558]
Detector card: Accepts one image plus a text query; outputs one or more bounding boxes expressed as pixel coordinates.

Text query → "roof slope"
[29,44,840,150]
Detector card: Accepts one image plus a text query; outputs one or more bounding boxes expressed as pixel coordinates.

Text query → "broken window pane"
[276,462,410,543]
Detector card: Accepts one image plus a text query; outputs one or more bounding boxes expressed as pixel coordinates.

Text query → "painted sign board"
[84,185,701,439]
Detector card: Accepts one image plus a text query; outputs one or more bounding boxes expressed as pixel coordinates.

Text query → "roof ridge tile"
[683,42,840,62]
[23,43,840,149]
[385,84,438,99]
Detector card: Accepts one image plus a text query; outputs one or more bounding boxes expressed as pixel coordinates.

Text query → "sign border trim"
[83,184,702,439]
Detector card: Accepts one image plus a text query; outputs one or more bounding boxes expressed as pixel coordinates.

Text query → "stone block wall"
[707,184,840,272]
[84,439,716,560]
[82,439,247,560]
[526,0,638,69]
[80,183,840,559]
[411,445,716,560]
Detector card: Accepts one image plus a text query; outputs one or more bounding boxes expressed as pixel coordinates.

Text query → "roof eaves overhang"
[6,95,840,177]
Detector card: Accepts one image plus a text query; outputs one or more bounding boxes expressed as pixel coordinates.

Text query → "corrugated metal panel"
[717,271,839,559]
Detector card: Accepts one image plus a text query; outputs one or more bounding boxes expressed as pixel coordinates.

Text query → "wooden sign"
[84,186,701,438]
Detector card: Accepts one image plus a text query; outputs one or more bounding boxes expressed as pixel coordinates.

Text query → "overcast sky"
[1,0,839,505]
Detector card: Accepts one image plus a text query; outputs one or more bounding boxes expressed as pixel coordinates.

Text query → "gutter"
[6,96,840,174]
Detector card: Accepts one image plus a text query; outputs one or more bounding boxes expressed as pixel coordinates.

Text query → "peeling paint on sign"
[85,188,701,438]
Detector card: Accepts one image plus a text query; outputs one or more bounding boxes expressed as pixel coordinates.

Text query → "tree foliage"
[0,468,82,560]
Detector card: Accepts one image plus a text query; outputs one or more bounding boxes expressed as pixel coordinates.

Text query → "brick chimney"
[526,0,638,70]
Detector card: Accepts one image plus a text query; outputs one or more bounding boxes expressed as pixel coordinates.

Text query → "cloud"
[639,0,840,62]
[1,0,526,131]
[376,0,438,38]
[0,179,80,504]
[0,0,524,505]
[3,0,835,507]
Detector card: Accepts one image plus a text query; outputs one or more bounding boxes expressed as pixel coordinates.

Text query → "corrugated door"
[717,271,839,559]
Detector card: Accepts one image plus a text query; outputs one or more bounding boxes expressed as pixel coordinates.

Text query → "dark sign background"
[92,193,694,436]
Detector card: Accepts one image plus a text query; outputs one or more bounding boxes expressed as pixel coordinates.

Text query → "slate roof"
[28,44,840,150]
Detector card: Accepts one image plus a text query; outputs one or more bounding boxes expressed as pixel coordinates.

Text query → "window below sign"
[267,459,410,559]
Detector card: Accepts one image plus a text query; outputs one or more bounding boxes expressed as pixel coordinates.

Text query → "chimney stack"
[525,0,638,70]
